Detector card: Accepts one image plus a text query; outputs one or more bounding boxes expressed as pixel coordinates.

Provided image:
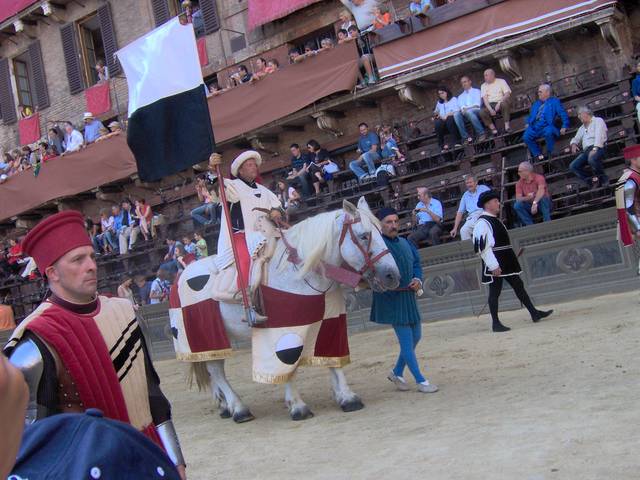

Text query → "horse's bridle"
[338,218,390,276]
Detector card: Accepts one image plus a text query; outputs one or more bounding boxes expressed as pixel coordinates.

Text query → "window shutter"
[200,0,220,34]
[0,58,17,124]
[28,41,50,109]
[151,0,170,27]
[60,23,84,94]
[97,3,121,76]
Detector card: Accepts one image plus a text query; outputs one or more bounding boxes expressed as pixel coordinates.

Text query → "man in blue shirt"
[451,175,491,240]
[82,112,105,144]
[632,61,640,126]
[457,75,486,141]
[408,186,443,247]
[287,143,313,197]
[523,84,569,161]
[349,122,380,181]
[371,206,438,393]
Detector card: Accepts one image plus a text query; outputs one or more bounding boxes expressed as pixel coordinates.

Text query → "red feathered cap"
[22,211,92,272]
[623,145,640,160]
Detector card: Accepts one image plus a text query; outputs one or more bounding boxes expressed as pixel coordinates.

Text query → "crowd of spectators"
[0,237,36,284]
[0,114,122,184]
[89,198,158,257]
[0,53,116,183]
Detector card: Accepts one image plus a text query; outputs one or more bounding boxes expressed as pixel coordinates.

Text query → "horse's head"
[339,197,400,292]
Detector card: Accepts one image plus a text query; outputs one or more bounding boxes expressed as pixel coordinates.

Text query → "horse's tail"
[188,361,212,391]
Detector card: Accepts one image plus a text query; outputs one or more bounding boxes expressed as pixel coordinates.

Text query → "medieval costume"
[370,207,438,393]
[4,211,184,468]
[472,191,552,332]
[215,150,281,293]
[616,145,640,246]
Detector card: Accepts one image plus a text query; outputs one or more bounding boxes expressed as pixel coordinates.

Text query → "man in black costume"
[472,190,553,332]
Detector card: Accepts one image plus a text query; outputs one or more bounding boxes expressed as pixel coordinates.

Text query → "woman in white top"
[433,86,463,151]
[117,276,138,310]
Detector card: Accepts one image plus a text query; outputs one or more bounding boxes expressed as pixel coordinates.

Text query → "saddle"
[208,210,281,310]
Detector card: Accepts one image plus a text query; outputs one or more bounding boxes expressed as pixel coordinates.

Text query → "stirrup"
[244,307,267,327]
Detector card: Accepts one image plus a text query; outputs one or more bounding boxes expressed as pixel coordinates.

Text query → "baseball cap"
[10,409,180,479]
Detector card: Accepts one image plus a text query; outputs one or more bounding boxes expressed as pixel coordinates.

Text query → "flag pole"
[208,153,256,326]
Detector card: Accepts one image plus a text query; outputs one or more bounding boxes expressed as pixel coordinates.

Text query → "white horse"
[173,198,400,422]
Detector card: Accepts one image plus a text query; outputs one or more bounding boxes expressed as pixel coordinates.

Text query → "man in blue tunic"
[371,207,438,393]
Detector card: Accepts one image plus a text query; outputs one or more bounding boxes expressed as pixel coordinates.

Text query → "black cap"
[477,190,500,208]
[376,206,398,221]
[11,409,180,479]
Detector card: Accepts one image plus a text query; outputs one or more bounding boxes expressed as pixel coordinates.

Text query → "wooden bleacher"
[4,64,639,321]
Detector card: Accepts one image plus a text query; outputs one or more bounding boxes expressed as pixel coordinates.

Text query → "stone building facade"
[0,0,638,228]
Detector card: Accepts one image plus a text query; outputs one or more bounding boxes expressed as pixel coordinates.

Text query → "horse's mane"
[282,202,380,276]
[283,210,342,276]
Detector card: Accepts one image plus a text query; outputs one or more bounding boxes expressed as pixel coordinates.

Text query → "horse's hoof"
[219,408,232,419]
[290,406,314,421]
[340,398,365,413]
[232,409,255,424]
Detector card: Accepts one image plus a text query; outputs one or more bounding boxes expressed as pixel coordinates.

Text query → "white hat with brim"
[231,150,262,177]
[83,112,94,120]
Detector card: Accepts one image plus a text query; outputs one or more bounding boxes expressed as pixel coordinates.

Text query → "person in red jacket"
[4,211,186,479]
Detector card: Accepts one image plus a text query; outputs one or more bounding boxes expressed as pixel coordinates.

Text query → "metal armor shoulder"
[9,338,44,424]
[624,179,638,208]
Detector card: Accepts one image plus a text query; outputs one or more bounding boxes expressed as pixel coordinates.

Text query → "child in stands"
[373,4,391,29]
[194,231,208,259]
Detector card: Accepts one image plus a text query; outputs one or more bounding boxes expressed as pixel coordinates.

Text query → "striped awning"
[373,0,618,79]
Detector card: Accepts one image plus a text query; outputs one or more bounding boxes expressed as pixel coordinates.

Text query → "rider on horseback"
[210,151,284,322]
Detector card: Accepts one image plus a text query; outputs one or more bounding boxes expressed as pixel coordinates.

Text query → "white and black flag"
[116,17,214,182]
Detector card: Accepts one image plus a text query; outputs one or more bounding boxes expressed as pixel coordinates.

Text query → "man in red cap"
[616,145,640,274]
[3,211,186,479]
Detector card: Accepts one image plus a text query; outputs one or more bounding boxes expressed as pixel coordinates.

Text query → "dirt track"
[157,290,640,480]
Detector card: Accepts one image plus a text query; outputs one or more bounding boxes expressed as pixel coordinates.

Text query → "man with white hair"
[523,84,569,161]
[450,175,490,240]
[61,121,83,155]
[569,106,609,188]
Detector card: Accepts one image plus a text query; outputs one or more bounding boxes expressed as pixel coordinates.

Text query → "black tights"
[488,275,537,327]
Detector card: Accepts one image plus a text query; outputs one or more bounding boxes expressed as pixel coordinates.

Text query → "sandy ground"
[157,291,640,480]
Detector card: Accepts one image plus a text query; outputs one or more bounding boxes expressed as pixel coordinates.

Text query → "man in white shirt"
[457,75,487,141]
[569,106,609,188]
[450,175,491,240]
[340,0,377,30]
[149,267,170,304]
[479,69,512,134]
[408,187,443,247]
[61,121,84,155]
